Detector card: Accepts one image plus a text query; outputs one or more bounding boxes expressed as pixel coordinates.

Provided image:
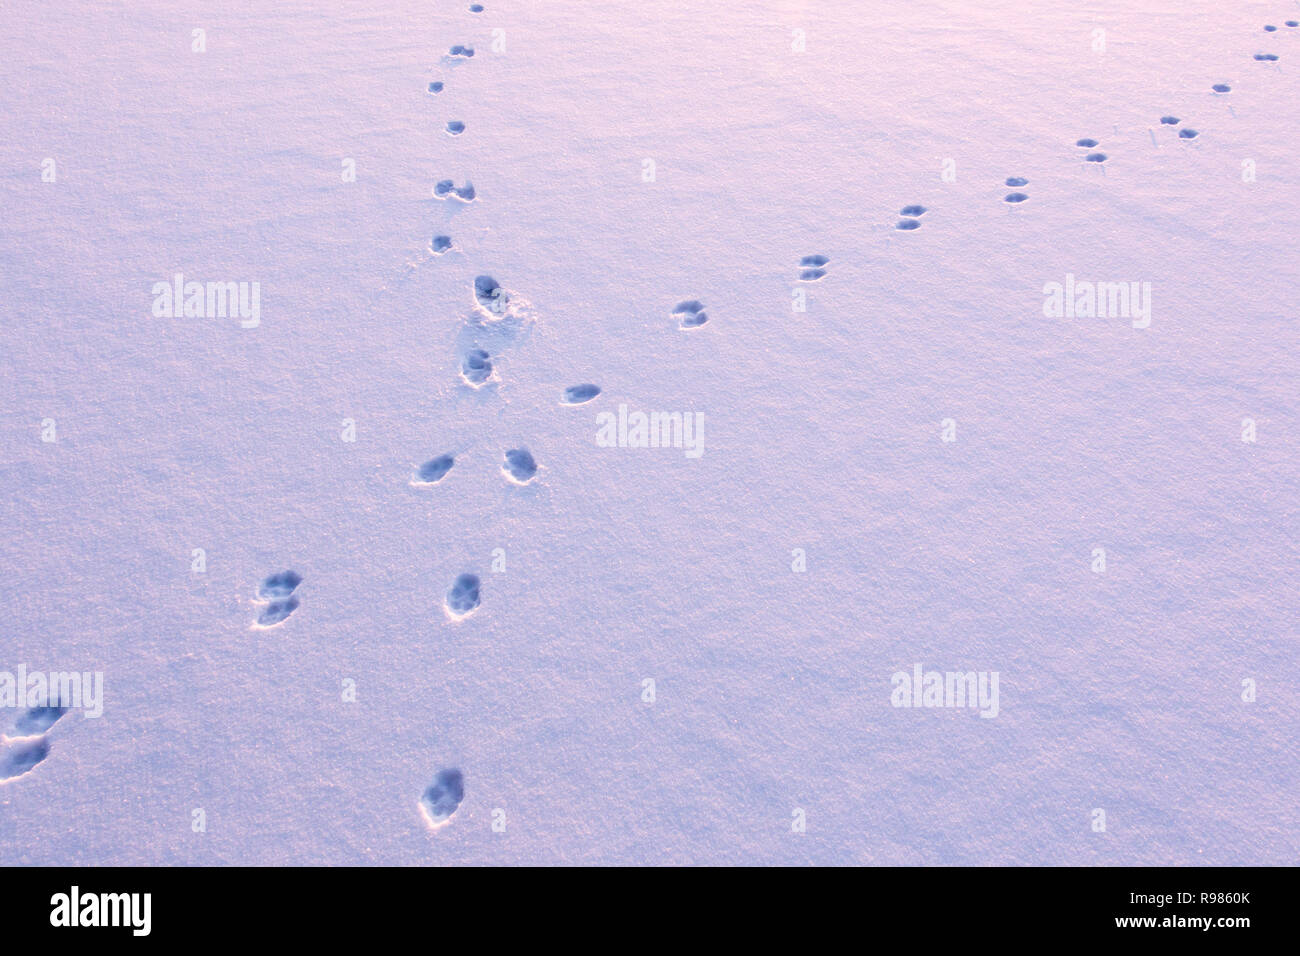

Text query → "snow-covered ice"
[0,0,1297,865]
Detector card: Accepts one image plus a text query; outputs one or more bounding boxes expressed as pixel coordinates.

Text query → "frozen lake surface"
[1,0,1297,864]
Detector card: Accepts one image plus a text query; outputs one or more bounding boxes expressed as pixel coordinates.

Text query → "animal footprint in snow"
[10,704,68,737]
[672,300,708,328]
[1004,192,1029,203]
[798,254,829,281]
[471,275,533,322]
[1212,83,1231,94]
[253,571,302,628]
[255,597,299,628]
[895,205,927,230]
[446,121,466,136]
[448,45,475,58]
[412,454,455,486]
[444,575,481,620]
[460,348,495,387]
[431,235,453,255]
[1254,53,1279,61]
[1005,177,1028,187]
[428,81,444,94]
[0,738,50,782]
[1160,116,1180,125]
[419,768,465,828]
[502,448,538,484]
[258,570,302,599]
[474,275,509,316]
[561,384,601,405]
[1076,139,1107,161]
[1179,128,1199,139]
[434,179,476,202]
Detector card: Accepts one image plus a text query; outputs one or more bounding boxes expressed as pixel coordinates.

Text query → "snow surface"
[1,0,1297,864]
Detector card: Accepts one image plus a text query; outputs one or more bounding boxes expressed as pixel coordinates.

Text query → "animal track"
[431,235,453,255]
[470,4,485,11]
[1005,176,1028,187]
[562,384,601,405]
[672,300,709,328]
[12,704,68,737]
[1264,24,1278,32]
[474,275,509,315]
[448,45,475,58]
[797,254,829,281]
[0,738,50,782]
[256,597,300,628]
[1289,22,1299,28]
[259,571,302,599]
[460,348,494,387]
[253,571,302,628]
[895,204,927,230]
[1212,83,1231,93]
[503,448,538,484]
[446,121,466,135]
[1004,192,1029,203]
[445,575,481,619]
[428,81,444,94]
[433,179,476,202]
[1085,152,1107,163]
[1179,128,1199,139]
[1254,53,1279,61]
[419,768,465,827]
[413,455,455,485]
[1160,116,1180,125]
[1076,138,1099,148]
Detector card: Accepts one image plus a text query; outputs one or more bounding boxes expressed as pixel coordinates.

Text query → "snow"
[0,0,1296,864]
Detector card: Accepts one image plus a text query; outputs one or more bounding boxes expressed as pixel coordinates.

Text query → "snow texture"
[0,0,1297,864]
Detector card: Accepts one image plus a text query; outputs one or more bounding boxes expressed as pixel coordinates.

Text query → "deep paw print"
[0,738,50,782]
[561,384,601,405]
[434,179,476,202]
[444,575,481,620]
[460,348,494,387]
[502,448,538,485]
[672,300,709,328]
[252,571,303,628]
[895,204,927,230]
[412,454,455,486]
[797,254,829,281]
[11,704,68,737]
[419,768,465,827]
